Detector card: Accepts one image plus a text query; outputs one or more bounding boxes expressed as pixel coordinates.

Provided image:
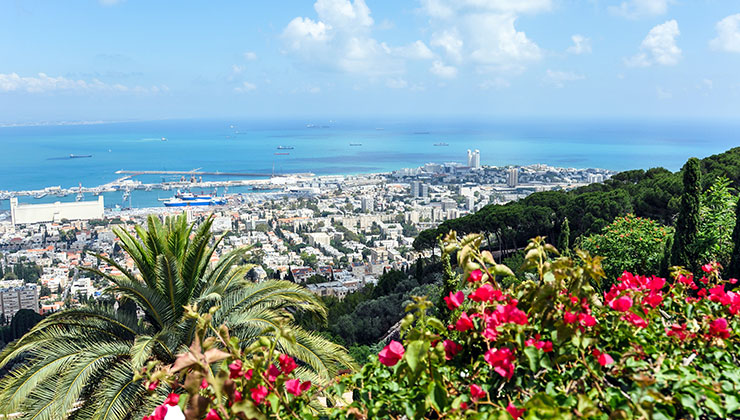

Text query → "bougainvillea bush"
[149,233,740,419]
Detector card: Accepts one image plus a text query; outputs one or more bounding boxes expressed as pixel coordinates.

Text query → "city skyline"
[1,1,740,123]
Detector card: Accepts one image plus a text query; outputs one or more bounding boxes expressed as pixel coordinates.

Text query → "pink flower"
[525,337,554,352]
[164,393,179,406]
[279,354,297,375]
[541,341,553,352]
[666,323,688,341]
[146,405,168,420]
[266,364,281,382]
[578,313,597,327]
[598,352,614,367]
[233,390,243,403]
[250,385,268,404]
[147,380,159,392]
[378,340,405,366]
[622,312,648,328]
[442,340,462,360]
[506,403,525,419]
[200,378,209,389]
[484,347,516,380]
[455,312,475,332]
[701,263,714,273]
[469,384,486,402]
[228,359,243,379]
[563,311,578,324]
[709,318,731,339]
[205,409,221,420]
[469,284,495,302]
[444,291,465,310]
[609,296,633,312]
[244,368,253,381]
[468,269,483,283]
[285,379,306,396]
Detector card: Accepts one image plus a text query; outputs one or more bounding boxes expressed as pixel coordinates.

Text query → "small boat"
[275,152,289,155]
[349,143,362,146]
[69,154,92,159]
[434,142,449,146]
[277,146,294,150]
[161,137,167,141]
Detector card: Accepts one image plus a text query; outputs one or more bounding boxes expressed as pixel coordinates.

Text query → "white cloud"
[431,29,464,62]
[467,13,541,73]
[281,0,410,75]
[422,1,544,76]
[625,20,681,67]
[0,72,165,94]
[243,51,258,60]
[421,0,551,16]
[234,82,257,93]
[392,41,435,60]
[231,65,245,74]
[430,61,458,78]
[544,69,585,87]
[710,14,740,53]
[386,78,408,88]
[567,34,591,55]
[609,0,669,19]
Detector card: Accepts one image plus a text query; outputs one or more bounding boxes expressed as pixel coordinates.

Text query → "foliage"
[695,176,737,268]
[580,215,673,287]
[0,214,353,420]
[730,196,740,279]
[671,157,701,270]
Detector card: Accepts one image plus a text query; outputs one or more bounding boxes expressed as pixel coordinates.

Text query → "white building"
[466,149,481,169]
[507,167,519,187]
[0,283,38,318]
[307,232,331,248]
[361,196,374,213]
[10,196,104,226]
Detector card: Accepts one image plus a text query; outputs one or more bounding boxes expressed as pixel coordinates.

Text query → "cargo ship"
[163,197,226,207]
[277,146,294,150]
[69,154,92,159]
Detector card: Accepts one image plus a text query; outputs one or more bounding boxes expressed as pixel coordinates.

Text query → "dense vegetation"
[414,147,740,267]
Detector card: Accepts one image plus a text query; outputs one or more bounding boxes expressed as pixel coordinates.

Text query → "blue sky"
[1,0,739,123]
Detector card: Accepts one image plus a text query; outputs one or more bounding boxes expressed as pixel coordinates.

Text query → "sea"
[0,118,738,210]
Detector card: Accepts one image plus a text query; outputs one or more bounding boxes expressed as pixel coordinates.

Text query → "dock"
[115,170,274,177]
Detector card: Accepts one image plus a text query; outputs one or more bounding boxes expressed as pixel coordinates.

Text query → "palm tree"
[0,214,354,420]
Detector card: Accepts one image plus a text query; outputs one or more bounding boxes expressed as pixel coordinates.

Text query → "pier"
[115,170,275,177]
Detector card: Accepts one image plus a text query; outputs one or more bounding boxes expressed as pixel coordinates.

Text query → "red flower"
[444,291,465,310]
[468,284,493,302]
[609,296,633,312]
[244,368,254,381]
[469,384,486,402]
[468,269,483,283]
[665,323,688,341]
[200,378,209,389]
[541,341,553,352]
[701,263,714,273]
[228,359,243,379]
[455,312,475,332]
[525,337,554,352]
[147,405,168,420]
[459,402,468,410]
[279,354,297,375]
[598,352,614,367]
[285,379,309,396]
[147,380,159,392]
[563,311,578,324]
[578,313,597,327]
[378,340,405,366]
[709,318,731,339]
[205,409,221,420]
[506,403,525,419]
[250,385,268,404]
[443,340,462,360]
[266,364,281,382]
[233,390,243,403]
[622,312,648,328]
[164,393,179,406]
[484,347,516,380]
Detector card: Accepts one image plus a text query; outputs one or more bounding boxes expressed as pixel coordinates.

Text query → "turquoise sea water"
[0,118,738,209]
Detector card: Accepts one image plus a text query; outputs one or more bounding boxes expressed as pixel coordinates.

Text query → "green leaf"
[405,340,427,373]
[426,382,448,412]
[524,346,540,372]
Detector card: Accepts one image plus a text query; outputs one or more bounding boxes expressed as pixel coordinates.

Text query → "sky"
[1,0,740,123]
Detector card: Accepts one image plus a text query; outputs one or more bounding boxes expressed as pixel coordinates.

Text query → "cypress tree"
[660,234,674,278]
[728,199,740,280]
[558,217,570,255]
[671,157,701,270]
